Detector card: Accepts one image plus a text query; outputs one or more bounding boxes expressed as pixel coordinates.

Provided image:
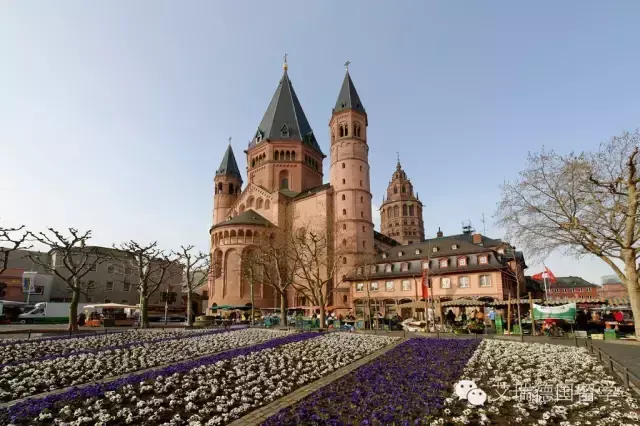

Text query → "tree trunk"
[68,287,80,332]
[250,280,255,326]
[319,303,326,329]
[622,251,640,339]
[280,292,287,326]
[139,293,149,329]
[186,290,193,327]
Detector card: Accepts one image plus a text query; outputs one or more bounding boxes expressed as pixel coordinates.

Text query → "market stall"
[83,303,139,327]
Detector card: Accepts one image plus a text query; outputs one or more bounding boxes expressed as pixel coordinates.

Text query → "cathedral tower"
[213,143,242,225]
[245,58,325,193]
[329,66,374,270]
[379,158,425,245]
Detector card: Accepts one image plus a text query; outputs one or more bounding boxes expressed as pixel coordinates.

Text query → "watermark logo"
[494,382,624,404]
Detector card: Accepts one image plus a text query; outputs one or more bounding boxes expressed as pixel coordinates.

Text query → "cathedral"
[207,59,426,313]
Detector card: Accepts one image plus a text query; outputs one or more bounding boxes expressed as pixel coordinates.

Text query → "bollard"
[624,367,630,389]
[28,331,31,339]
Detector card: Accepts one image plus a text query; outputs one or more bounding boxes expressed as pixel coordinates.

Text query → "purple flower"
[261,338,479,425]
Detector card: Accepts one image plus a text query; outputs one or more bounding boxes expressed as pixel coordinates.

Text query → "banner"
[533,303,576,321]
[421,271,429,299]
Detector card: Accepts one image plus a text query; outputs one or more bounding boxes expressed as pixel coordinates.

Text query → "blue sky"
[2,1,639,284]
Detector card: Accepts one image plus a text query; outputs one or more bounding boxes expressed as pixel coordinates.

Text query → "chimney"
[436,227,443,238]
[472,233,482,245]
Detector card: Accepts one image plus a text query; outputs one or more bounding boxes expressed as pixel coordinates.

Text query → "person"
[78,312,86,327]
[446,309,455,325]
[461,311,467,322]
[476,310,485,322]
[230,311,237,323]
[543,318,556,336]
[488,309,496,328]
[576,310,588,330]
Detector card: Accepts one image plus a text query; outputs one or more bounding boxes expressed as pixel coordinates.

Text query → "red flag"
[531,272,544,281]
[544,267,557,283]
[421,270,429,299]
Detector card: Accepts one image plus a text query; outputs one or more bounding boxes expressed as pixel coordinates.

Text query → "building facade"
[547,276,599,299]
[598,275,628,299]
[207,61,525,315]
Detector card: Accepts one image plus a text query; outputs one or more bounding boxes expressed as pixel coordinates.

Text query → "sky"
[1,1,639,285]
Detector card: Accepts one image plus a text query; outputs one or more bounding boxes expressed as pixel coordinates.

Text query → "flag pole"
[542,263,549,300]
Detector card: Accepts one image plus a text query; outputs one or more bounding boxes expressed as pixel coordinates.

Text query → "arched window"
[229,183,234,193]
[360,211,364,218]
[291,151,296,161]
[394,186,398,194]
[344,124,349,137]
[342,209,347,215]
[238,229,245,238]
[246,197,254,208]
[402,205,408,216]
[342,194,346,200]
[354,123,361,137]
[285,151,291,161]
[402,186,406,193]
[265,200,270,209]
[213,250,223,277]
[281,124,289,138]
[387,209,392,219]
[409,205,414,216]
[342,163,345,169]
[217,182,222,193]
[239,204,246,213]
[230,230,237,238]
[393,206,399,217]
[332,132,335,142]
[342,257,347,264]
[274,151,279,161]
[342,239,347,245]
[279,170,289,189]
[256,198,263,209]
[280,150,285,160]
[246,230,252,238]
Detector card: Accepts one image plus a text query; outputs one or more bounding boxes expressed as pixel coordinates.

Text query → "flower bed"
[1,332,396,425]
[262,337,479,425]
[0,328,283,402]
[439,339,640,425]
[0,328,226,365]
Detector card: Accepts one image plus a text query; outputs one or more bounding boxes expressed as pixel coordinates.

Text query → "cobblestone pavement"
[227,338,406,426]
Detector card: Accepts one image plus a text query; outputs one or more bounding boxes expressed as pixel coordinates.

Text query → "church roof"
[215,144,242,181]
[253,69,323,155]
[211,209,273,229]
[333,70,366,114]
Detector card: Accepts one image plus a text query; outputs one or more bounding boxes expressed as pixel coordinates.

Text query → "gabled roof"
[378,233,502,262]
[211,209,273,229]
[254,70,323,155]
[215,144,242,181]
[333,71,366,115]
[547,276,599,288]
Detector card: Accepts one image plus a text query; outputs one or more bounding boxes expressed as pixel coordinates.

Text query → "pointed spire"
[334,65,366,114]
[216,143,242,182]
[396,152,402,170]
[252,61,322,154]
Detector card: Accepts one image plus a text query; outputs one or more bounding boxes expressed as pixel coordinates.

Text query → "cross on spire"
[228,136,232,145]
[283,53,288,71]
[344,60,351,70]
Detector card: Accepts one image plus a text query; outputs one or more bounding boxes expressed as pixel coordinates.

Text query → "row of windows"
[440,275,491,288]
[305,155,320,171]
[356,255,490,275]
[332,122,363,141]
[385,220,418,228]
[388,185,412,196]
[340,194,367,203]
[215,182,241,195]
[383,204,417,218]
[341,163,364,171]
[388,230,419,237]
[355,275,493,292]
[239,196,271,212]
[552,287,595,293]
[103,281,132,292]
[341,209,367,219]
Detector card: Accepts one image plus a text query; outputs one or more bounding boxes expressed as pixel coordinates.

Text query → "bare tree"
[251,227,299,326]
[114,241,182,328]
[28,228,106,331]
[238,249,261,325]
[353,252,379,329]
[178,245,210,327]
[290,218,350,328]
[0,223,31,276]
[496,129,640,338]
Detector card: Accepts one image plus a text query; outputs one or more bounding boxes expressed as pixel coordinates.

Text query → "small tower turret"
[213,141,243,225]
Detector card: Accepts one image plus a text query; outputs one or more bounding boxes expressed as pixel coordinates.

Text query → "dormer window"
[479,255,488,265]
[439,258,448,268]
[452,244,459,250]
[458,257,467,267]
[370,265,377,274]
[497,248,505,255]
[382,253,387,259]
[400,262,408,272]
[432,246,439,253]
[385,264,392,273]
[255,130,263,143]
[281,124,290,138]
[414,249,421,255]
[398,251,404,257]
[422,261,429,270]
